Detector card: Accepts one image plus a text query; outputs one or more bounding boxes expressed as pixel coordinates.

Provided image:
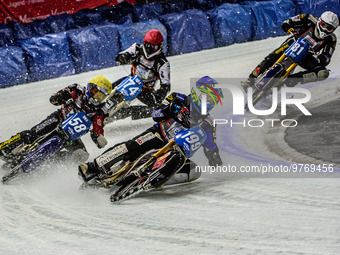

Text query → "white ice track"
[1,31,340,255]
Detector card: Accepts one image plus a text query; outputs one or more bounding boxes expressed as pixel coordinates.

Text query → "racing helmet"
[86,75,112,106]
[142,30,164,59]
[315,11,339,39]
[191,76,224,115]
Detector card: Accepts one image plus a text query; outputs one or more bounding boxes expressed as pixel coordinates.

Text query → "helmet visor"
[89,84,109,103]
[144,42,160,54]
[320,20,335,34]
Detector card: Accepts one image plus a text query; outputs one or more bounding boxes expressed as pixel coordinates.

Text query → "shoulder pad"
[308,14,318,24]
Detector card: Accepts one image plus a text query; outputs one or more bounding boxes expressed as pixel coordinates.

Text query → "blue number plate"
[284,38,310,63]
[117,75,144,101]
[62,112,92,141]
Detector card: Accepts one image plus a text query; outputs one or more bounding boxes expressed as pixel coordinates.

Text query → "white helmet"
[316,11,339,39]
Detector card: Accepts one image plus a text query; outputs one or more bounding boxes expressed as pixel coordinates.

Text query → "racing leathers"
[244,14,337,88]
[0,84,111,164]
[110,43,171,120]
[78,92,222,185]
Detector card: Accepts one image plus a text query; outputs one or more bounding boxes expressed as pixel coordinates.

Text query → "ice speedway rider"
[241,11,339,90]
[110,29,171,120]
[78,76,224,185]
[0,75,113,165]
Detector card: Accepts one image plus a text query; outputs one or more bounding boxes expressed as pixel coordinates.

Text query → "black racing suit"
[85,92,222,179]
[248,14,337,87]
[110,43,171,120]
[0,84,111,162]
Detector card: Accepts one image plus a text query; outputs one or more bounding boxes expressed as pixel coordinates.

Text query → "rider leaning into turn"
[110,29,171,120]
[78,76,223,186]
[0,75,113,164]
[242,11,339,90]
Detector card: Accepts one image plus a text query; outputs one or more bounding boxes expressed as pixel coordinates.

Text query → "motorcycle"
[81,125,207,203]
[1,111,92,183]
[1,75,144,184]
[246,37,312,109]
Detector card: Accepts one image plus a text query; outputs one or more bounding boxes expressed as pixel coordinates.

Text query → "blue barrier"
[135,3,164,21]
[100,2,137,25]
[161,0,187,14]
[244,1,279,40]
[293,0,340,17]
[186,0,218,11]
[67,24,120,73]
[46,13,78,33]
[273,0,296,35]
[244,0,295,40]
[0,23,16,47]
[12,19,52,41]
[18,33,75,82]
[208,3,252,47]
[72,9,103,27]
[0,46,27,88]
[118,20,167,53]
[160,9,214,55]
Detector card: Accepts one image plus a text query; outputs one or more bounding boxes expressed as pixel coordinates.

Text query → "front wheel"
[248,64,285,109]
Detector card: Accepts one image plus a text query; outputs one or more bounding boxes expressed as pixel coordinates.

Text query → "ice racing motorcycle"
[247,37,312,109]
[1,75,144,184]
[1,111,92,184]
[81,126,207,203]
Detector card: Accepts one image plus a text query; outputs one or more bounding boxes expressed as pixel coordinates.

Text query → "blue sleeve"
[203,127,217,153]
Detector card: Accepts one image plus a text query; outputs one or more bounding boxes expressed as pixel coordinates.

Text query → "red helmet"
[143,30,164,59]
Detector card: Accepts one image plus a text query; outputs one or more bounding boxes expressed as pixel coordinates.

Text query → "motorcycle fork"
[274,54,298,84]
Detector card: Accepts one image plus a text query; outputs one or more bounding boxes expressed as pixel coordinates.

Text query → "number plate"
[284,38,310,63]
[174,126,207,158]
[117,75,144,101]
[62,112,92,141]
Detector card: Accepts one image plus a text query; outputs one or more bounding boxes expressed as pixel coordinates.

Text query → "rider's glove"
[50,89,72,105]
[208,151,223,166]
[115,53,131,65]
[155,84,170,104]
[204,147,223,166]
[175,107,190,128]
[91,132,108,149]
[287,28,299,39]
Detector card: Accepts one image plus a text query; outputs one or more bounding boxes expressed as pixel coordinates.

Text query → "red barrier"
[0,0,135,24]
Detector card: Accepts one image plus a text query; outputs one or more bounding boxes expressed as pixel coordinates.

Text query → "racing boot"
[165,162,201,186]
[78,162,103,183]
